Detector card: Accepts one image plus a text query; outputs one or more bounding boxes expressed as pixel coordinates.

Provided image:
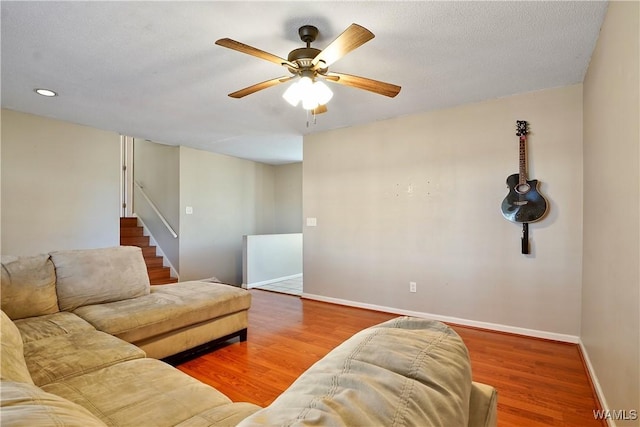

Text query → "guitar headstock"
[516,120,529,137]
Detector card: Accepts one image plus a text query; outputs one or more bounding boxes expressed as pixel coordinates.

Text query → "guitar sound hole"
[515,183,531,194]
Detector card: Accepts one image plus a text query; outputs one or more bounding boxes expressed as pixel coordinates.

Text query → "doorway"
[120,135,134,217]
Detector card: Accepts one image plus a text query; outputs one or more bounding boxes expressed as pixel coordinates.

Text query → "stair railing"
[134,181,178,238]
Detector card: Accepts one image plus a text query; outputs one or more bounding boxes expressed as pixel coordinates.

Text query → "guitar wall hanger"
[501,120,549,254]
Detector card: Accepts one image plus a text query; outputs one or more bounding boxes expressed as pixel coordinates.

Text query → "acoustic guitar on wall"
[501,120,548,224]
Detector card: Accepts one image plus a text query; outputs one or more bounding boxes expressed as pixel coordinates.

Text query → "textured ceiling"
[1,1,607,164]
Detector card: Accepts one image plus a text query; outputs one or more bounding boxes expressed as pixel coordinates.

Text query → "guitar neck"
[519,135,528,185]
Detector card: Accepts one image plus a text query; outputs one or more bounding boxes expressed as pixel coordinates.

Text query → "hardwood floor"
[177,290,604,426]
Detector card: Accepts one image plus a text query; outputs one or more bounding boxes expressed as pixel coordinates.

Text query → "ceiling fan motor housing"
[286,25,323,73]
[288,47,321,65]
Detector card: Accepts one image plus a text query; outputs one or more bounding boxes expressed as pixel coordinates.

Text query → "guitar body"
[501,173,548,223]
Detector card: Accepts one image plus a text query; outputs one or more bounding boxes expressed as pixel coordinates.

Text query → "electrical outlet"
[409,281,417,293]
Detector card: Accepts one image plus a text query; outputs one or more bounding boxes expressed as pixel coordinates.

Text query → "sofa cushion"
[174,403,263,427]
[238,317,472,427]
[42,358,253,427]
[73,281,251,344]
[0,311,33,384]
[1,254,58,319]
[23,330,145,387]
[0,381,107,427]
[14,311,96,344]
[51,246,150,311]
[469,382,498,427]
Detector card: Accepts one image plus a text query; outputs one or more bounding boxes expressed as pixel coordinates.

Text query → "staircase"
[120,217,178,285]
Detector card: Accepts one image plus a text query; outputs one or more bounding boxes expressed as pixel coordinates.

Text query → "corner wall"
[274,162,302,233]
[178,146,276,284]
[582,1,639,422]
[133,138,180,269]
[303,85,584,338]
[1,109,120,254]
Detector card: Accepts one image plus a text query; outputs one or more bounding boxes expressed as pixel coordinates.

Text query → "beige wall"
[274,162,302,233]
[134,143,302,283]
[582,1,639,422]
[133,138,180,269]
[303,85,583,338]
[0,110,301,283]
[1,109,120,255]
[178,146,276,283]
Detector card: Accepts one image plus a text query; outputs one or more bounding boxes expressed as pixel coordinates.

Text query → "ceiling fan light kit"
[215,23,401,114]
[282,77,333,110]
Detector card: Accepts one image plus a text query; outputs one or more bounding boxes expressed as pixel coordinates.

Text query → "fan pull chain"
[305,109,320,128]
[306,109,320,128]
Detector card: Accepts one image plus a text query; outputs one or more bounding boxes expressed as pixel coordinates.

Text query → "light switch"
[306,217,317,227]
[185,206,193,215]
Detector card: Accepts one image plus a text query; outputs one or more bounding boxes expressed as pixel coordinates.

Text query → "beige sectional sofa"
[1,310,261,426]
[0,246,497,426]
[1,246,251,360]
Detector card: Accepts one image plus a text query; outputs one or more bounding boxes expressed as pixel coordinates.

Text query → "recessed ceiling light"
[34,88,57,97]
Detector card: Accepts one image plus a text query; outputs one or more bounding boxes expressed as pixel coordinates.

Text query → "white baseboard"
[245,273,302,289]
[300,293,580,344]
[579,339,615,427]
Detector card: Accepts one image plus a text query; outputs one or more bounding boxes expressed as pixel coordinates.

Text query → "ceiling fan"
[215,23,401,113]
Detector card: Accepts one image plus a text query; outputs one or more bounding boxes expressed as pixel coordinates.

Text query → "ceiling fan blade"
[313,104,328,115]
[311,23,374,69]
[216,38,297,69]
[317,73,340,82]
[228,76,294,99]
[326,72,401,98]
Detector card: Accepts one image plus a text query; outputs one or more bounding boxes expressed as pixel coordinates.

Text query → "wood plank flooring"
[177,290,604,427]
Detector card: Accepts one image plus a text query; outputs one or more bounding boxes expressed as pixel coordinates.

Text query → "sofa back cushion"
[0,381,107,427]
[50,246,150,311]
[238,317,472,427]
[1,255,59,320]
[0,310,34,384]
